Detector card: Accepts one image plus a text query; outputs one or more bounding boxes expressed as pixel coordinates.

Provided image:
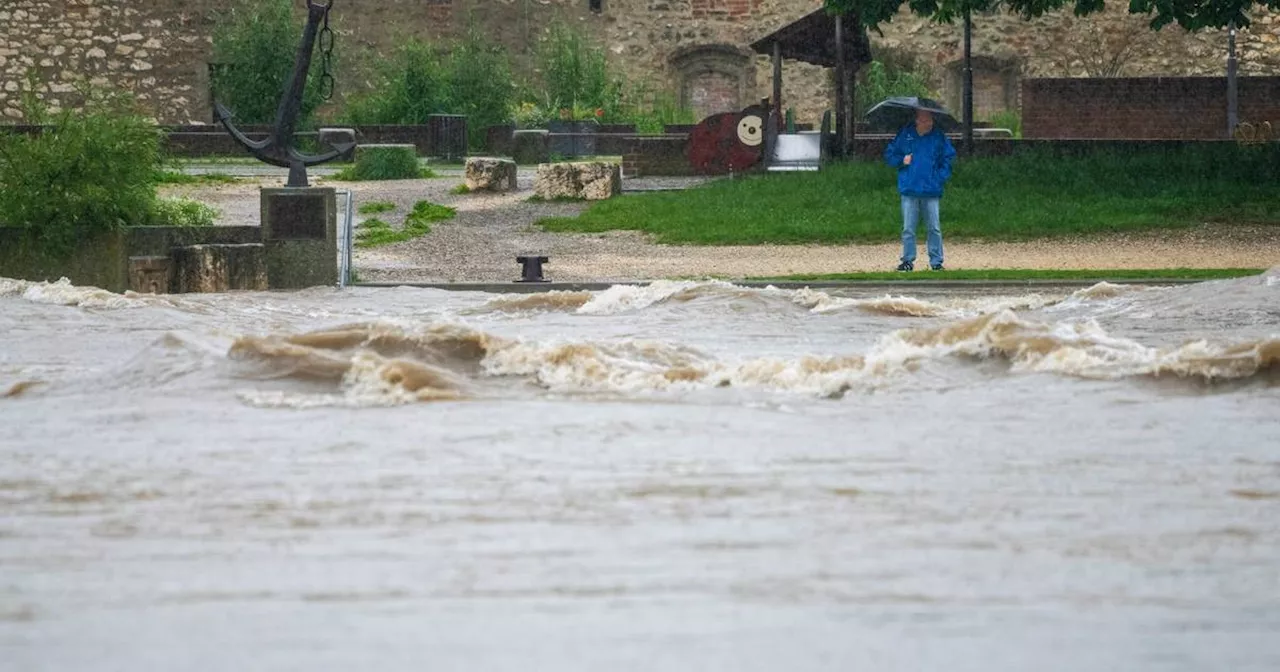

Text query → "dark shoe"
[930,264,945,271]
[896,261,913,272]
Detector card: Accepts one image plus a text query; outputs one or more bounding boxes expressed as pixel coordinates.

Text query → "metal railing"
[336,189,354,288]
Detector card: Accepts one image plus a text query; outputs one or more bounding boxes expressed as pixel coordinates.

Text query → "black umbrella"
[864,96,960,133]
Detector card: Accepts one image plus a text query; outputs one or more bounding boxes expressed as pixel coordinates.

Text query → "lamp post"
[1227,21,1238,138]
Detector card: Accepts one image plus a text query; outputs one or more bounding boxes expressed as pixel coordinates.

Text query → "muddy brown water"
[2,272,1278,671]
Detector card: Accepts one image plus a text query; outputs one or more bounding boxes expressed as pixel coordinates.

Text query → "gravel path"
[161,173,1280,283]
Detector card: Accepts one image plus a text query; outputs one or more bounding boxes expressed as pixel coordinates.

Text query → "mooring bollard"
[516,255,549,283]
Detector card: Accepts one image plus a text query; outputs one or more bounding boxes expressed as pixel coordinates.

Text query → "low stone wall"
[0,226,265,293]
[0,228,130,292]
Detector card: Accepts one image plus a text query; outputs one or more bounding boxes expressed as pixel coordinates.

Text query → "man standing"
[883,108,957,271]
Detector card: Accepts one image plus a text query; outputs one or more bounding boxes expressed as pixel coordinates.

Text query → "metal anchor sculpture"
[214,0,353,188]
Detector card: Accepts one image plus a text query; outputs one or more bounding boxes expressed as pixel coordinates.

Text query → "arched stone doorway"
[669,44,755,120]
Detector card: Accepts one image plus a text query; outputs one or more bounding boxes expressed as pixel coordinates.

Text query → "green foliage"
[537,21,623,117]
[211,0,329,126]
[856,56,936,117]
[357,200,397,215]
[0,86,161,255]
[986,110,1022,138]
[343,28,516,149]
[150,197,220,227]
[539,144,1280,244]
[446,28,518,147]
[354,200,455,247]
[450,184,472,195]
[339,145,421,180]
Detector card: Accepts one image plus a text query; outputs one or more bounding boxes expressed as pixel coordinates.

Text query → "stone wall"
[1023,76,1280,139]
[871,6,1280,119]
[2,0,1278,130]
[0,0,215,123]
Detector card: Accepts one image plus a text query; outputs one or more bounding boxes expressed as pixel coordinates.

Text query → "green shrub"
[150,197,220,227]
[343,28,516,149]
[856,50,937,117]
[0,86,161,255]
[211,0,331,126]
[357,200,396,215]
[987,110,1023,139]
[346,145,420,180]
[538,21,622,117]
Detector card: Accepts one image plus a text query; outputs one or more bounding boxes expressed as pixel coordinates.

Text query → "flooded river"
[2,271,1278,671]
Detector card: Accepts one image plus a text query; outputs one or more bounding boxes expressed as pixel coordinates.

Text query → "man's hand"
[903,154,912,166]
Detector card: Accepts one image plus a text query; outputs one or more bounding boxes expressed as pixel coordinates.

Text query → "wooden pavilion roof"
[748,8,873,67]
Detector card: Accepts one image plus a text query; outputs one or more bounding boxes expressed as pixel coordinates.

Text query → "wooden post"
[772,41,783,124]
[834,14,846,158]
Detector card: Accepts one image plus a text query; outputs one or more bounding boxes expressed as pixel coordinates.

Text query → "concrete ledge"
[352,278,1207,293]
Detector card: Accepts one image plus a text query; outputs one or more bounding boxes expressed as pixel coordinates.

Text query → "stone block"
[128,255,173,294]
[171,244,267,293]
[319,127,356,161]
[533,162,621,201]
[464,157,517,192]
[260,187,337,289]
[512,130,549,165]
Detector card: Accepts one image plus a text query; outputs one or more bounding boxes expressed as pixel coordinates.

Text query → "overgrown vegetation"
[150,197,220,227]
[343,27,516,149]
[539,145,1280,244]
[357,200,397,215]
[856,49,936,118]
[210,0,331,127]
[0,85,161,255]
[355,200,455,247]
[333,145,430,180]
[536,21,621,119]
[986,110,1023,138]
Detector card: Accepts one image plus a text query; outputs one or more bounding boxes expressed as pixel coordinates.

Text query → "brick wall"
[1023,77,1280,139]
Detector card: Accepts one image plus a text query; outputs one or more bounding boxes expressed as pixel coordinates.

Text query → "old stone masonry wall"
[1,0,1277,127]
[0,0,215,122]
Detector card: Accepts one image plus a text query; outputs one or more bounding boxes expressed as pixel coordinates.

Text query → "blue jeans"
[900,196,943,266]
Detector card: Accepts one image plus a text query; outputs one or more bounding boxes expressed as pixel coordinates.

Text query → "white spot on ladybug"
[737,115,763,146]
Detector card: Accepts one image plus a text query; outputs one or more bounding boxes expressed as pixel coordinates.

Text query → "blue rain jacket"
[882,125,957,198]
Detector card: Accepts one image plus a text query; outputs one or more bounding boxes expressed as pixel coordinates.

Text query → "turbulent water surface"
[2,272,1279,671]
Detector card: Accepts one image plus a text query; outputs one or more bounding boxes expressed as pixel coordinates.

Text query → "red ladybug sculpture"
[686,104,769,175]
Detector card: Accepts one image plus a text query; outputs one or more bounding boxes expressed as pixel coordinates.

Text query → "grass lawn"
[539,145,1280,244]
[750,268,1265,282]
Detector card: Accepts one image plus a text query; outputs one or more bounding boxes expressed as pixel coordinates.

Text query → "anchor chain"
[316,0,337,101]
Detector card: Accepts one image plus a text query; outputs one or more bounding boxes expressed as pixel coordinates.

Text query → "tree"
[211,0,329,126]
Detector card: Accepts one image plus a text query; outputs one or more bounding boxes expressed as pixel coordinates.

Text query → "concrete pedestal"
[260,187,337,289]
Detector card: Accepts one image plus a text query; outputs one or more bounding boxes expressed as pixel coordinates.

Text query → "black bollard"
[516,255,550,283]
